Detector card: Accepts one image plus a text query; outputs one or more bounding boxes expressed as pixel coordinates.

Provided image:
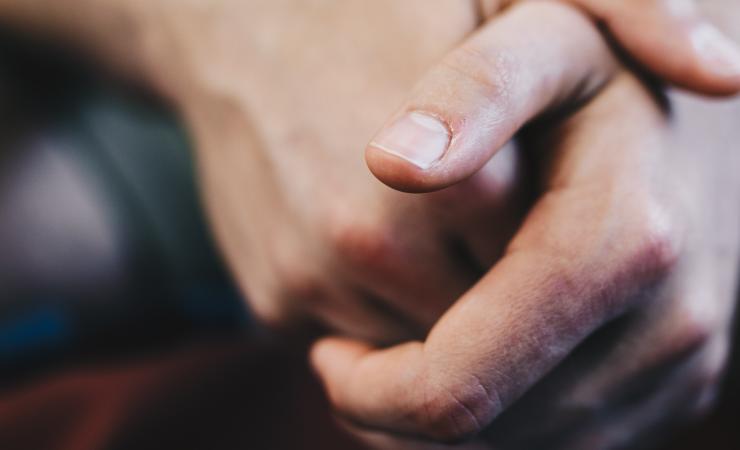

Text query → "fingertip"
[365,2,617,194]
[365,136,483,194]
[571,0,740,96]
[687,22,740,96]
[310,337,374,382]
[610,13,740,96]
[657,61,740,97]
[364,111,458,193]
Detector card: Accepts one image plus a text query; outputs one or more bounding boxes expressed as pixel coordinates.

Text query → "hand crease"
[447,387,483,434]
[472,372,503,416]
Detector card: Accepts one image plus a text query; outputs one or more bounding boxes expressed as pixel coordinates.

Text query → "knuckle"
[271,244,328,308]
[246,292,294,329]
[675,311,714,352]
[268,237,327,308]
[235,268,291,328]
[440,44,513,106]
[625,208,681,281]
[652,310,713,366]
[665,305,717,358]
[274,260,327,309]
[325,211,397,270]
[413,382,493,443]
[282,271,326,306]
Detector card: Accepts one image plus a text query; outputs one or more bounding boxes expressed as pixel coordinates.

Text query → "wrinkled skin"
[147,2,738,448]
[0,0,739,449]
[163,1,529,340]
[328,72,740,450]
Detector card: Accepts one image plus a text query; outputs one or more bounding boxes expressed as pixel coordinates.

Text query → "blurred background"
[0,30,737,450]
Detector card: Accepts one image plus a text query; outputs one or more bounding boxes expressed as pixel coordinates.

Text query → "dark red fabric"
[0,336,361,450]
[0,335,736,450]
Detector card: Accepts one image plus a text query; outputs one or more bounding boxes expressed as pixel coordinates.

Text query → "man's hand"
[0,0,738,340]
[173,1,508,341]
[364,0,740,193]
[316,71,740,449]
[311,2,740,449]
[0,1,736,448]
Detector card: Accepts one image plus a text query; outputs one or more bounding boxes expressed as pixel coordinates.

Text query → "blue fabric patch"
[0,307,71,360]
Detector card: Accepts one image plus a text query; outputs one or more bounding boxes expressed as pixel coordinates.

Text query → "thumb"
[567,0,740,96]
[313,71,674,443]
[365,1,617,193]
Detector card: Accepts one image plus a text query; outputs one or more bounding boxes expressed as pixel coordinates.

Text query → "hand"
[0,1,736,448]
[0,0,736,448]
[310,2,740,449]
[363,1,740,193]
[325,74,740,450]
[164,1,620,343]
[160,0,518,341]
[141,0,625,343]
[0,0,738,343]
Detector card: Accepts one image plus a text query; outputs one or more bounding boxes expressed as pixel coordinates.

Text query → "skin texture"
[0,0,737,449]
[317,73,740,448]
[513,0,740,95]
[365,0,740,192]
[310,2,740,448]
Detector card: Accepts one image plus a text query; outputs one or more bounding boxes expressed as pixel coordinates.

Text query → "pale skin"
[0,1,739,449]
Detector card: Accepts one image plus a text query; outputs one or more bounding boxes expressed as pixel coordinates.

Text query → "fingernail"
[369,112,451,170]
[691,23,740,78]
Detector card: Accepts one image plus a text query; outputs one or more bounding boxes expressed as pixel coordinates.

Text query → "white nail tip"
[370,112,451,170]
